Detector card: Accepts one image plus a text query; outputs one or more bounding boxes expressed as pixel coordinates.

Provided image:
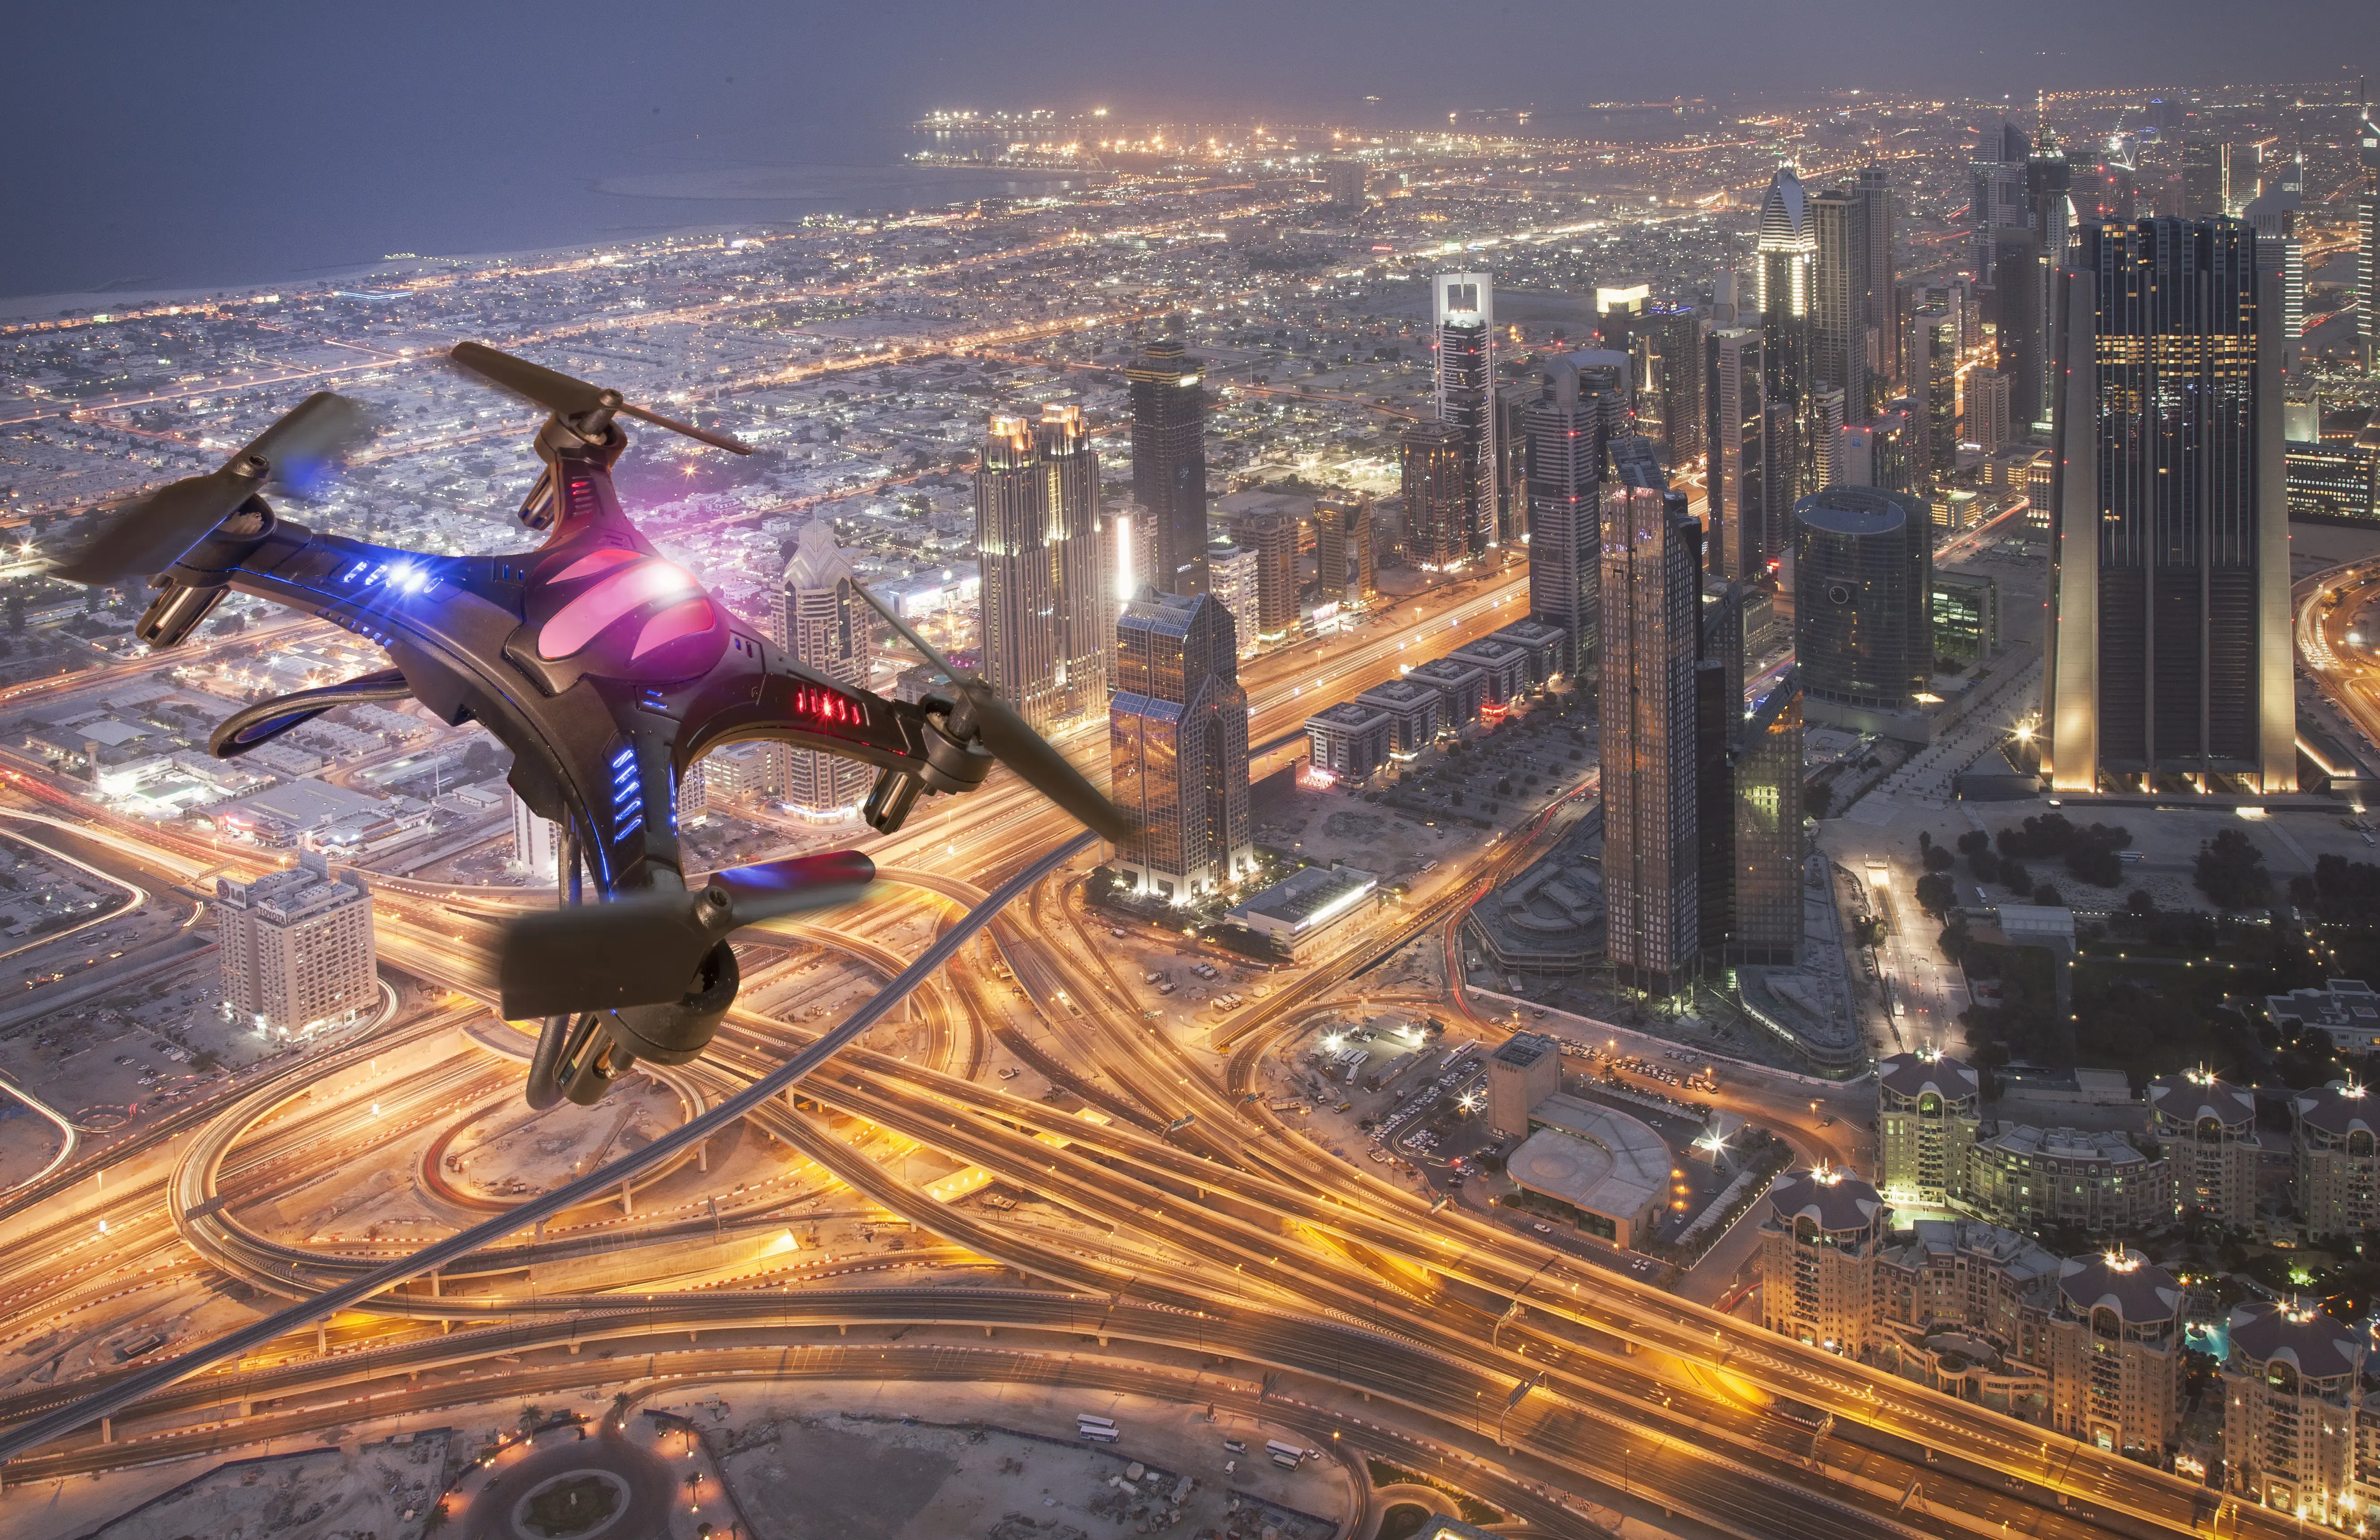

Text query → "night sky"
[5,1,2372,301]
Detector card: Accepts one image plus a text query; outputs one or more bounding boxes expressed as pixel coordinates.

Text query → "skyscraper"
[1496,380,1531,547]
[1966,369,2012,454]
[1432,272,1496,556]
[1755,167,1818,506]
[1970,122,2030,298]
[1312,497,1375,606]
[1128,318,1210,596]
[216,851,378,1036]
[1400,419,1470,569]
[2021,131,2078,431]
[1857,166,1899,408]
[1205,543,1259,657]
[1794,486,1933,718]
[1602,298,1703,472]
[2045,218,2295,794]
[1108,590,1253,901]
[2359,102,2379,371]
[1903,306,1960,488]
[1322,158,1367,210]
[1810,187,1868,429]
[779,519,876,813]
[975,408,1106,732]
[1729,668,1804,964]
[1226,503,1299,644]
[1704,328,1767,582]
[1600,482,1700,992]
[1524,353,1606,674]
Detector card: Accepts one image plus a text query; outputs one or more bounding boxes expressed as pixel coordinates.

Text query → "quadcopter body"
[57,345,1126,1106]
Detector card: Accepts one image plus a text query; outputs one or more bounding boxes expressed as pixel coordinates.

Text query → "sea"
[1,126,1087,317]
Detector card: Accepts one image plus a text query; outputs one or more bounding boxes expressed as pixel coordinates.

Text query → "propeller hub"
[231,454,269,481]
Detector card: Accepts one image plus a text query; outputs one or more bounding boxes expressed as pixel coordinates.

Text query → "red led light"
[796,687,859,728]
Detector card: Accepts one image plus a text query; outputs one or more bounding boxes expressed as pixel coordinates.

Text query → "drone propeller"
[499,850,875,1018]
[846,579,1134,845]
[449,341,753,455]
[51,393,369,585]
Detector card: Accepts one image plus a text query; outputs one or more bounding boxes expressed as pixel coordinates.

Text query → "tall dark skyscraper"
[1432,272,1496,556]
[1794,486,1933,718]
[1108,590,1253,901]
[1971,122,2030,298]
[1523,353,1610,674]
[1225,503,1299,645]
[2021,130,2077,431]
[2045,219,2295,794]
[1857,166,1899,411]
[1600,481,1700,993]
[1127,318,1210,597]
[1810,188,1867,432]
[1704,327,1767,582]
[1400,419,1470,569]
[1312,497,1375,607]
[1601,294,1703,472]
[1904,306,1960,490]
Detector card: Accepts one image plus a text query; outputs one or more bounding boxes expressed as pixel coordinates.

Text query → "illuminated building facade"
[2284,440,2380,525]
[2222,1301,2364,1521]
[2291,1084,2380,1238]
[1810,187,1868,429]
[779,519,875,814]
[2046,1251,2184,1457]
[2362,104,2379,371]
[973,408,1107,732]
[1312,497,1375,606]
[2145,1074,2259,1227]
[1400,419,1470,569]
[1225,504,1299,645]
[1966,1125,2172,1234]
[1599,482,1699,992]
[1903,305,1959,488]
[1876,1052,1981,1206]
[1756,167,1818,507]
[1523,350,1627,671]
[1722,665,1802,965]
[1759,1167,1888,1355]
[1205,543,1260,657]
[2043,219,2295,795]
[1432,271,1496,556]
[1127,318,1210,596]
[1108,591,1252,901]
[1601,298,1702,471]
[216,852,378,1036]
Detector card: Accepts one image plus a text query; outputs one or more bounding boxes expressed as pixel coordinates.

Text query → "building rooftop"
[1227,865,1377,936]
[2228,1301,2364,1382]
[2267,981,2380,1046]
[220,778,389,831]
[1510,1093,1669,1225]
[2146,1075,2255,1130]
[1766,1166,1886,1234]
[1447,637,1527,666]
[2292,1083,2380,1139]
[2058,1250,2184,1325]
[1408,657,1485,684]
[1355,678,1440,708]
[1490,1032,1558,1070]
[1307,700,1390,730]
[1878,1051,1978,1102]
[1976,1124,2150,1167]
[1794,486,1921,537]
[1882,1218,2059,1288]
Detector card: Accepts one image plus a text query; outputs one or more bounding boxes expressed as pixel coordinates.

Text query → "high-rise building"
[2045,1251,2185,1459]
[1856,166,1899,408]
[1226,504,1299,645]
[1600,482,1700,992]
[1602,299,1703,471]
[1432,272,1496,556]
[1876,1052,1982,1206]
[1759,1167,1889,1355]
[1903,305,1960,487]
[1695,582,1740,962]
[1495,381,1532,547]
[1311,497,1374,607]
[974,409,1105,732]
[2358,103,2379,372]
[2021,134,2078,432]
[2291,1083,2380,1238]
[216,851,378,1036]
[1967,1125,2173,1233]
[1205,543,1260,656]
[1523,351,1622,672]
[2181,132,2231,219]
[1108,590,1253,901]
[1322,158,1367,210]
[778,519,876,814]
[511,785,559,883]
[1795,487,1933,717]
[1810,187,1868,429]
[1704,327,1767,582]
[2222,1302,2365,1521]
[1400,419,1470,569]
[2043,218,2295,795]
[1971,121,2032,294]
[2146,1073,2259,1227]
[1994,226,2048,430]
[1966,369,2012,454]
[1127,318,1210,595]
[1756,167,1818,509]
[1728,667,1803,964]
[1486,1031,1562,1137]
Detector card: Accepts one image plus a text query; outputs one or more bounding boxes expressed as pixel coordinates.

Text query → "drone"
[53,343,1131,1108]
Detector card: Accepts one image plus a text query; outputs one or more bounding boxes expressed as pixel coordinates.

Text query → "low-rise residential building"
[1353,678,1442,757]
[2268,980,2380,1055]
[216,851,378,1037]
[2046,1250,2185,1458]
[1405,657,1487,732]
[1870,1219,2058,1417]
[2292,1083,2380,1238]
[2223,1301,2365,1521]
[1491,618,1570,686]
[1875,1052,1981,1207]
[1445,636,1531,707]
[1759,1167,1890,1355]
[1304,700,1394,781]
[2146,1073,2260,1229]
[1966,1125,2172,1234]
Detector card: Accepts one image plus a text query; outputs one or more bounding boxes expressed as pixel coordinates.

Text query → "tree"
[1968,848,2000,884]
[1806,784,1834,820]
[1924,844,1956,873]
[1914,872,1957,916]
[2032,883,2063,907]
[2125,888,2157,919]
[1956,830,1992,858]
[2195,828,2272,909]
[2000,859,2031,895]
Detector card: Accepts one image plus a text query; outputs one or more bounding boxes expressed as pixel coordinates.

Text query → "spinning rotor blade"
[846,577,1134,845]
[499,850,874,1018]
[51,392,367,585]
[449,341,752,454]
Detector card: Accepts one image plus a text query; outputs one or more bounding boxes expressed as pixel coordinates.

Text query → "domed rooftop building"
[2221,1300,2364,1521]
[2145,1072,2258,1228]
[2046,1250,2185,1457]
[1876,1051,1980,1208]
[1759,1166,1888,1356]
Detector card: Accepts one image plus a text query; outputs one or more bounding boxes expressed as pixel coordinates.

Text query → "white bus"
[1265,1440,1308,1466]
[1076,1414,1117,1431]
